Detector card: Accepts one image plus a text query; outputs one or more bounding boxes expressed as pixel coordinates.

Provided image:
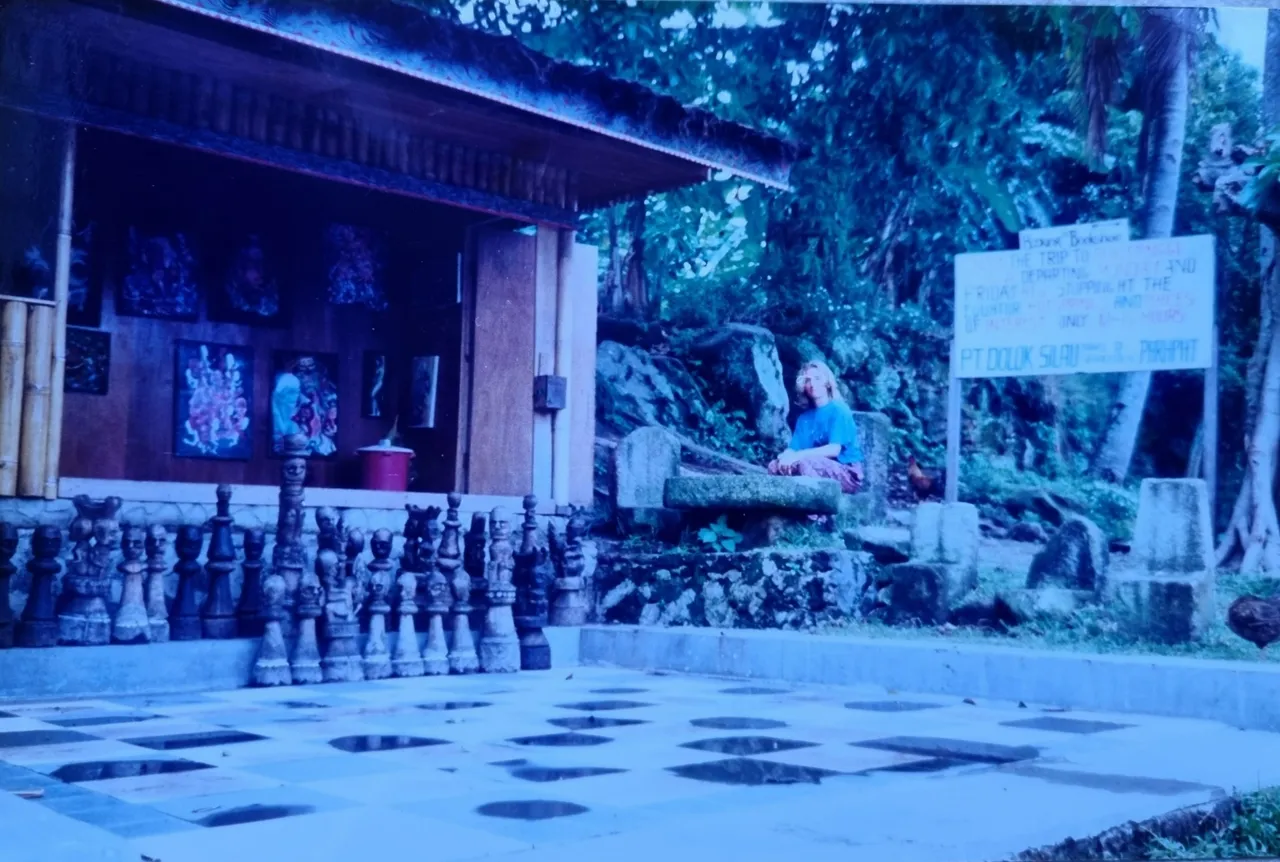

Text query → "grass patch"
[818,564,1280,664]
[1144,789,1280,859]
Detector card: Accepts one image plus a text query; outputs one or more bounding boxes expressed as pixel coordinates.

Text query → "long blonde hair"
[795,360,844,407]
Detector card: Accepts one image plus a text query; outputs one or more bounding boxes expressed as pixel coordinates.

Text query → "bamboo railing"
[0,126,75,500]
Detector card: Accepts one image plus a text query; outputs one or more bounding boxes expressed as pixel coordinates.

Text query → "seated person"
[767,360,863,494]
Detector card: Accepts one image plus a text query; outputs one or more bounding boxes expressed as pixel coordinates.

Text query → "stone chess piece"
[441,494,478,674]
[512,495,552,671]
[319,548,363,683]
[202,485,238,639]
[16,526,61,647]
[170,525,205,641]
[405,504,440,629]
[464,512,488,639]
[58,497,121,645]
[290,562,324,685]
[478,508,519,673]
[274,434,309,637]
[252,560,292,686]
[362,528,394,680]
[344,528,367,632]
[144,525,170,643]
[549,507,589,626]
[112,523,150,644]
[316,506,342,555]
[391,558,425,678]
[0,522,16,648]
[236,529,266,638]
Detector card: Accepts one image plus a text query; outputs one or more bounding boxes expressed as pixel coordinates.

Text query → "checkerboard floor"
[4,666,1280,862]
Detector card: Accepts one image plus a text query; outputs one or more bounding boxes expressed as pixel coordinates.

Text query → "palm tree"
[1088,7,1202,482]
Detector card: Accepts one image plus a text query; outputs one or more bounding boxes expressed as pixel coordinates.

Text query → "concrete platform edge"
[578,625,1280,732]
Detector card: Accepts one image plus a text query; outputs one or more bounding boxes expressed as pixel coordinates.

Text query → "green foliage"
[694,516,743,552]
[424,0,1265,496]
[1145,790,1280,860]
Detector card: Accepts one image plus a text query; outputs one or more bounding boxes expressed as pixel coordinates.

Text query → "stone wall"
[595,546,865,629]
[0,496,568,621]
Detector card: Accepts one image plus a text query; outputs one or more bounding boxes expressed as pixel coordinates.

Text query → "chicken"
[906,456,946,502]
[1227,595,1280,650]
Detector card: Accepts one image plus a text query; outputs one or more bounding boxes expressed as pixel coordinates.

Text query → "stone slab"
[578,625,1280,732]
[663,475,842,514]
[910,502,980,575]
[1132,479,1214,574]
[852,411,891,523]
[1102,570,1216,644]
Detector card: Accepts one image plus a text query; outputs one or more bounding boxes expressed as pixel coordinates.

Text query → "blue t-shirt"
[790,401,863,465]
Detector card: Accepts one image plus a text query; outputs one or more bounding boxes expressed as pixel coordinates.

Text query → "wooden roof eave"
[137,0,798,194]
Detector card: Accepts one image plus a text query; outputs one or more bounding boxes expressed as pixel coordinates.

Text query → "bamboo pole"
[18,304,52,498]
[44,126,76,501]
[0,301,28,497]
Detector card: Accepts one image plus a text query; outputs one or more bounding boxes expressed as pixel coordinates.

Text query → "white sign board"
[953,234,1215,378]
[1019,219,1130,250]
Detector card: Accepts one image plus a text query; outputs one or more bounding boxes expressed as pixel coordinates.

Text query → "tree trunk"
[621,197,648,316]
[1090,9,1192,482]
[1216,9,1280,573]
[602,206,626,315]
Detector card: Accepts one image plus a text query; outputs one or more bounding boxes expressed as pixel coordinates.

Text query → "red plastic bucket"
[357,443,414,492]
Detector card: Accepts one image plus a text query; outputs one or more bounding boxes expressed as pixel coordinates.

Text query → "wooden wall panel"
[531,227,558,502]
[568,241,599,507]
[468,230,536,497]
[58,129,467,490]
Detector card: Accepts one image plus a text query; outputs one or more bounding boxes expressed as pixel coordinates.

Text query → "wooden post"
[551,230,576,507]
[44,126,76,500]
[0,301,28,497]
[18,304,53,497]
[944,339,961,503]
[1204,324,1220,524]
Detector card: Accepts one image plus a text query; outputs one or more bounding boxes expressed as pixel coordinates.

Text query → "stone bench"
[664,475,843,548]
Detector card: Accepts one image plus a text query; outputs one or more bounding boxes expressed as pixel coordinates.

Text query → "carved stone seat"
[663,475,843,548]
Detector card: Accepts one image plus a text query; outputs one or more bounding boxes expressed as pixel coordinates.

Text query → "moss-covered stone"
[596,546,865,629]
[664,475,842,514]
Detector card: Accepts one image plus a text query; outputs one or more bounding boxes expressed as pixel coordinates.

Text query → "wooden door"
[464,228,536,496]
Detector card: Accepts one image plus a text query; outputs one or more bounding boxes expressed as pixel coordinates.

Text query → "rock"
[1002,587,1091,624]
[1027,517,1109,592]
[1100,479,1215,644]
[852,525,911,565]
[612,427,682,538]
[1009,522,1050,544]
[1005,490,1066,528]
[910,502,980,578]
[688,324,791,449]
[595,547,864,629]
[596,340,709,437]
[885,561,976,626]
[664,475,842,515]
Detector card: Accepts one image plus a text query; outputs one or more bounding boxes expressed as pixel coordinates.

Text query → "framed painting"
[324,223,389,311]
[117,226,200,321]
[64,327,110,395]
[408,355,439,430]
[271,351,339,458]
[173,341,253,460]
[362,351,390,419]
[209,232,286,326]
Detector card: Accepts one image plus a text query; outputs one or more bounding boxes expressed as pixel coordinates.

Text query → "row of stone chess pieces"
[0,487,587,665]
[251,491,585,686]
